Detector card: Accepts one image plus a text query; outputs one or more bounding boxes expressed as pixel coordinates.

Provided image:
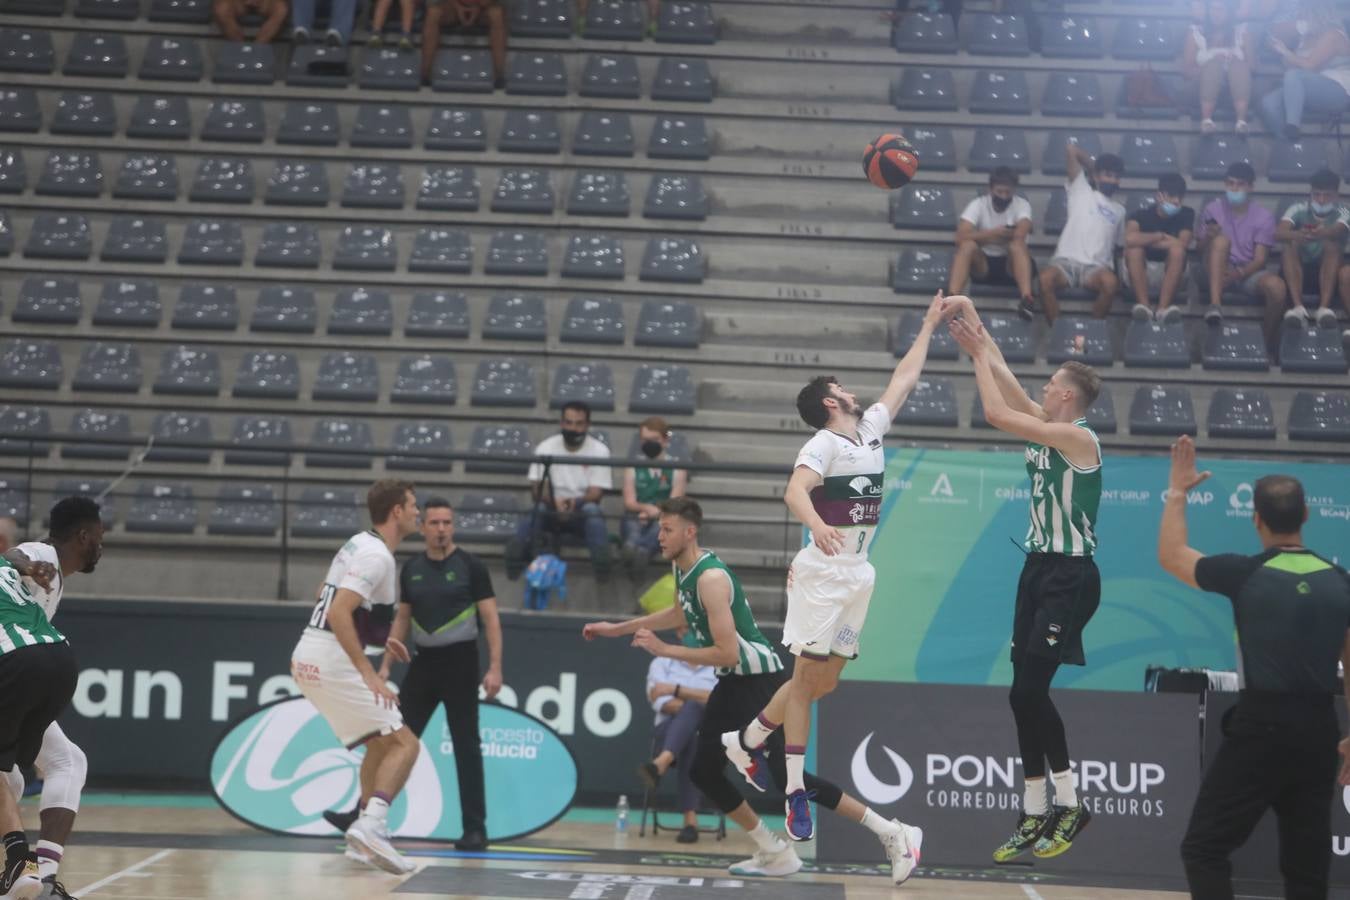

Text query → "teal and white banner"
[210,698,577,841]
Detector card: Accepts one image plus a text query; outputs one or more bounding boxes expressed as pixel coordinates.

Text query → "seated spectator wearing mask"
[1275,168,1350,332]
[1182,0,1255,134]
[948,167,1037,319]
[1259,0,1350,142]
[621,417,688,570]
[1196,162,1284,339]
[1124,173,1196,324]
[1038,142,1126,322]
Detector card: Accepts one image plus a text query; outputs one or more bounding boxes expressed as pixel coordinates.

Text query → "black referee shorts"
[1012,553,1100,667]
[0,642,77,771]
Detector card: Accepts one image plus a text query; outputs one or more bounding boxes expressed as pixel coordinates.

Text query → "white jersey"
[303,531,396,645]
[16,541,62,620]
[794,403,890,557]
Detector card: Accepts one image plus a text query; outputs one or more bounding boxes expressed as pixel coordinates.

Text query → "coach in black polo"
[1159,436,1350,900]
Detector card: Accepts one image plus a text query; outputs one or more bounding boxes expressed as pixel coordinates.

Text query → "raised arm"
[1158,436,1212,588]
[943,294,1045,418]
[1065,141,1093,184]
[878,291,946,418]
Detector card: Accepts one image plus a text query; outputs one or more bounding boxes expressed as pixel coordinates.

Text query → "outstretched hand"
[582,621,620,641]
[948,316,986,358]
[921,290,947,329]
[1168,436,1212,494]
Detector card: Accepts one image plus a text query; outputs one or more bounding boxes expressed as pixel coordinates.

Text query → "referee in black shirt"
[1159,436,1350,900]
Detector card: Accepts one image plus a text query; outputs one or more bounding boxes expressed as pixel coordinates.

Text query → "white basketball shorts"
[781,543,876,661]
[290,631,403,749]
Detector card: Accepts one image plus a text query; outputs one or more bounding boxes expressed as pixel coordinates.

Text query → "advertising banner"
[817,681,1200,876]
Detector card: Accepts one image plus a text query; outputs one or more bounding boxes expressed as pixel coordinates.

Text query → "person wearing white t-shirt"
[1038,143,1127,322]
[507,401,615,581]
[948,167,1036,316]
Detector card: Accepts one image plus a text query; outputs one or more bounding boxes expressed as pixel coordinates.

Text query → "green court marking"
[82,792,219,809]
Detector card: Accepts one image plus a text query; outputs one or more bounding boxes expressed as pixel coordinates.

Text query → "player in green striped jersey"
[946,296,1102,862]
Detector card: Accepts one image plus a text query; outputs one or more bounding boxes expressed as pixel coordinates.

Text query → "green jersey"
[674,550,783,677]
[1024,419,1102,556]
[0,558,66,655]
[634,465,675,505]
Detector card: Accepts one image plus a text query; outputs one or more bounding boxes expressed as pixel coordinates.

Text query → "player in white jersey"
[724,293,947,842]
[2,496,104,900]
[290,479,421,876]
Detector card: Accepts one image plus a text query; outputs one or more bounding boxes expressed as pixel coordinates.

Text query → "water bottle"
[615,794,630,833]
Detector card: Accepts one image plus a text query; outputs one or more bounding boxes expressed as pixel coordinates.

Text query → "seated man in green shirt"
[1276,169,1350,331]
[621,417,688,569]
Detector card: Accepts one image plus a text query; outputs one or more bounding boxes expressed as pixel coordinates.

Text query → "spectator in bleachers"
[1037,143,1125,322]
[947,167,1035,317]
[621,417,688,570]
[290,0,355,45]
[0,516,15,554]
[507,401,613,582]
[367,0,415,47]
[576,0,660,35]
[1258,0,1350,141]
[1182,0,1255,134]
[1274,168,1350,331]
[1196,162,1282,328]
[1123,173,1196,324]
[421,0,508,89]
[213,0,289,43]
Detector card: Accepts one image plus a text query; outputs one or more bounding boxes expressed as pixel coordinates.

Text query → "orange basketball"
[863,133,920,190]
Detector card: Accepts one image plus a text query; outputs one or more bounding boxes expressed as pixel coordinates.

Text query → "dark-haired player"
[722,293,944,843]
[290,480,421,875]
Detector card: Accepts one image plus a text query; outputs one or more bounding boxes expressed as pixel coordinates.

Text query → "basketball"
[863,133,920,190]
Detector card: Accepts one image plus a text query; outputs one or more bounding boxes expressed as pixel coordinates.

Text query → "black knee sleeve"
[690,745,744,814]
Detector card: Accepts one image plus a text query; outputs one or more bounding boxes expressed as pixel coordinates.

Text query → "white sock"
[741,715,777,750]
[1051,769,1077,808]
[747,821,785,853]
[364,796,391,825]
[1023,777,1048,815]
[785,749,806,795]
[859,808,898,838]
[35,840,62,880]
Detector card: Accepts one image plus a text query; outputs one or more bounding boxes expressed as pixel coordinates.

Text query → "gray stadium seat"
[1120,133,1181,178]
[1046,316,1114,366]
[173,283,237,330]
[561,296,625,344]
[1124,320,1190,368]
[406,290,470,338]
[1207,388,1275,439]
[149,0,211,22]
[177,218,244,266]
[102,216,168,263]
[141,36,203,81]
[147,411,212,462]
[77,0,139,17]
[64,33,128,77]
[552,362,615,411]
[314,352,379,402]
[352,104,414,148]
[1289,391,1350,441]
[25,213,92,260]
[893,12,957,54]
[892,246,951,293]
[963,14,1029,56]
[432,49,495,93]
[1202,321,1269,371]
[266,159,329,206]
[190,156,254,203]
[584,0,642,39]
[292,487,362,537]
[641,236,705,283]
[0,88,40,132]
[984,313,1035,363]
[201,98,265,143]
[1129,385,1197,436]
[5,0,58,13]
[455,493,521,543]
[563,233,626,279]
[573,111,635,156]
[342,163,405,209]
[114,153,178,200]
[968,128,1032,174]
[153,345,220,395]
[1280,326,1347,373]
[905,127,957,172]
[499,109,563,153]
[334,225,397,271]
[1041,73,1104,118]
[329,286,393,335]
[484,294,547,340]
[15,276,82,324]
[493,167,554,213]
[652,57,714,102]
[0,476,29,525]
[969,69,1031,115]
[643,173,706,220]
[279,101,340,146]
[426,107,488,151]
[63,408,132,460]
[655,2,717,43]
[568,170,631,216]
[633,300,700,350]
[0,149,23,193]
[891,185,957,230]
[1042,132,1104,176]
[0,211,11,256]
[72,342,140,392]
[472,358,538,407]
[256,221,322,268]
[128,94,191,140]
[582,54,640,98]
[38,150,102,197]
[233,349,300,399]
[893,67,957,112]
[485,231,550,276]
[467,424,533,474]
[392,355,457,404]
[94,278,161,327]
[0,406,49,456]
[512,0,572,37]
[647,114,709,160]
[1040,15,1103,59]
[630,364,695,414]
[409,227,473,273]
[0,340,60,388]
[507,53,567,96]
[285,46,350,89]
[225,414,294,466]
[388,420,453,471]
[894,311,959,360]
[251,284,316,333]
[1191,135,1251,181]
[307,419,375,469]
[359,48,419,91]
[1112,18,1181,60]
[209,484,279,536]
[418,166,479,211]
[212,42,276,84]
[898,378,958,426]
[0,28,54,73]
[1087,390,1118,434]
[1268,138,1328,183]
[127,482,196,534]
[52,91,116,136]
[1043,189,1067,235]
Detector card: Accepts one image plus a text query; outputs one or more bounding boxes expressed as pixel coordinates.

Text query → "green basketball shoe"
[992,812,1053,863]
[1033,804,1092,858]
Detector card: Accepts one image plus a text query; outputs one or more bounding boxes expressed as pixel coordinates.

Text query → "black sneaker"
[1033,804,1092,858]
[1204,306,1223,327]
[1,854,40,897]
[323,806,359,834]
[636,761,661,791]
[1017,297,1036,321]
[455,830,488,851]
[992,812,1052,863]
[43,875,80,898]
[676,824,699,844]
